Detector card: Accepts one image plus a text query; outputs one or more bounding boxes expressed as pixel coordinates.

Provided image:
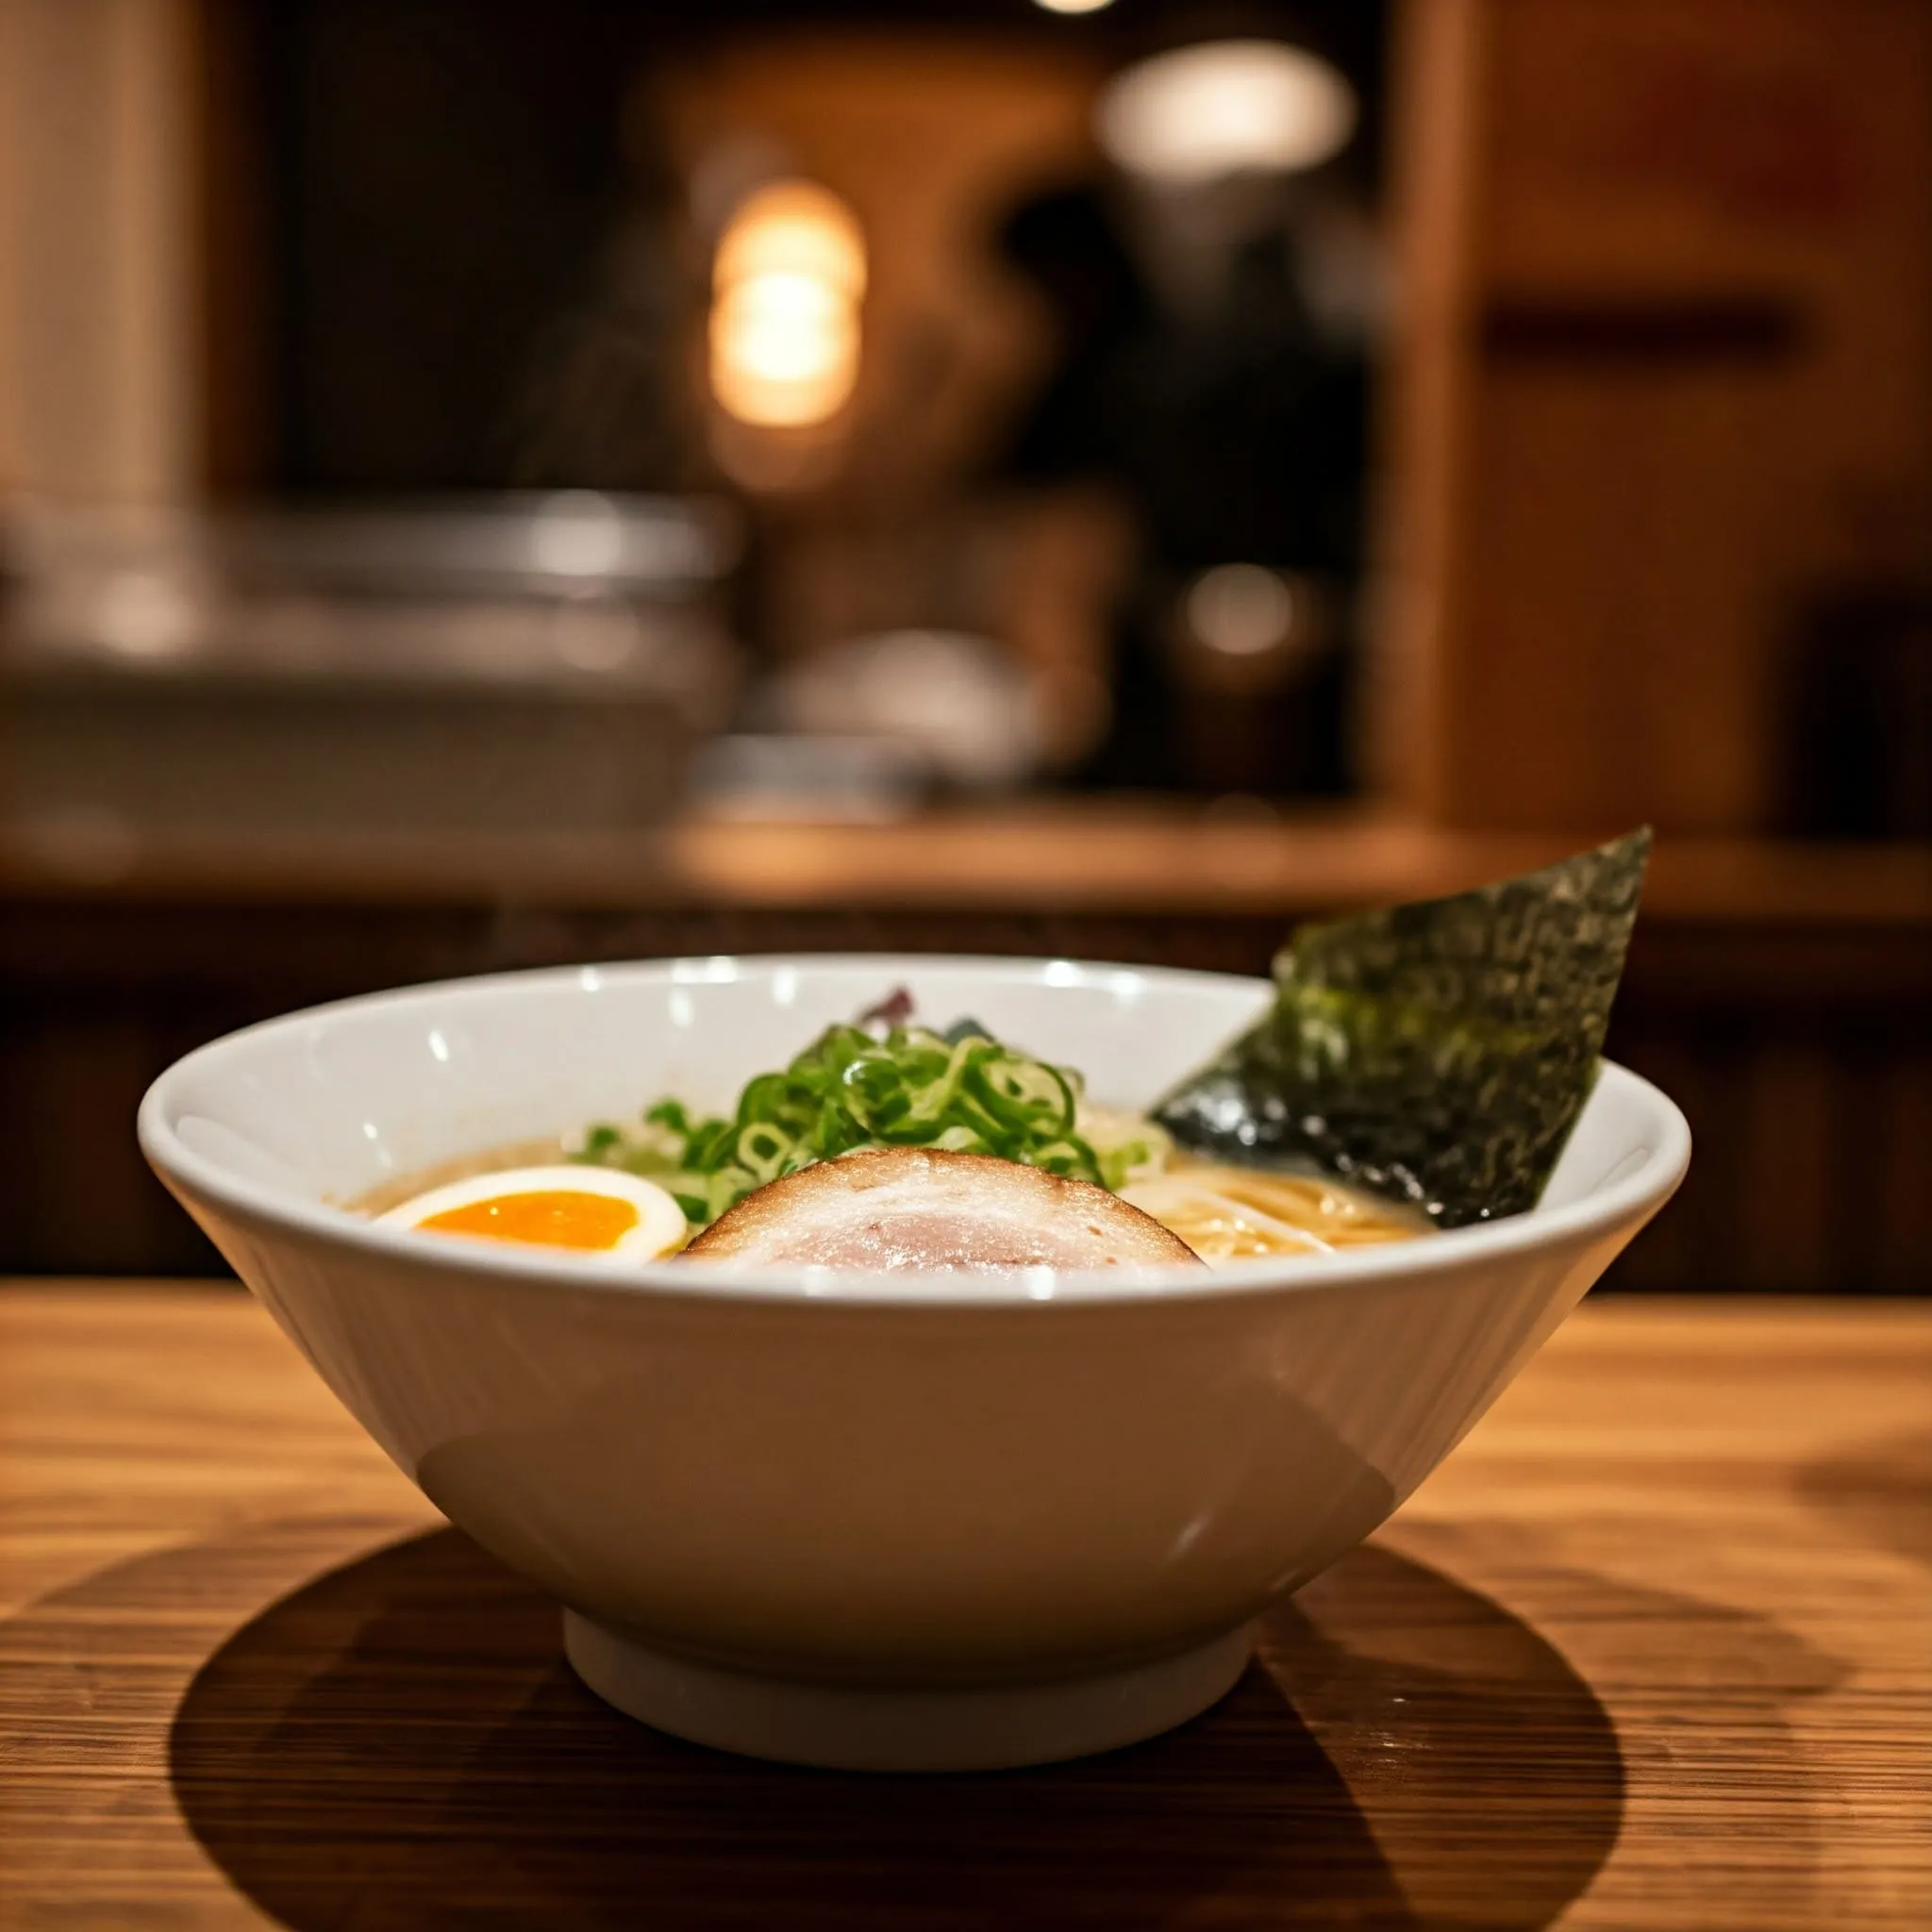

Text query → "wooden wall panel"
[1380,0,1932,832]
[1868,1048,1932,1293]
[0,0,201,503]
[1454,361,1784,828]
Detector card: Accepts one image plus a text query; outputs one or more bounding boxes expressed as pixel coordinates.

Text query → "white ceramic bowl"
[141,956,1689,1771]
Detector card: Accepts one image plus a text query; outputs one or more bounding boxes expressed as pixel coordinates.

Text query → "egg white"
[375,1164,687,1262]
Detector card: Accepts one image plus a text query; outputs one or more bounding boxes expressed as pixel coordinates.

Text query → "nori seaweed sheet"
[1154,829,1652,1227]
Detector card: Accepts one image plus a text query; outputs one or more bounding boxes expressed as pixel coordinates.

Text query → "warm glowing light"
[710,181,865,429]
[713,182,865,296]
[1186,564,1295,658]
[1097,41,1357,186]
[1033,0,1116,15]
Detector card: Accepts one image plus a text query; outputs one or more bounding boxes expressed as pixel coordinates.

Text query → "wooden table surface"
[1,1286,1926,1930]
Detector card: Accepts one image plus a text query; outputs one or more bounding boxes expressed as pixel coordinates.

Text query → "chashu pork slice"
[681,1147,1203,1274]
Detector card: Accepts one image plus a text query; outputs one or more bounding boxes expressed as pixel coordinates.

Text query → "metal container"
[0,494,741,838]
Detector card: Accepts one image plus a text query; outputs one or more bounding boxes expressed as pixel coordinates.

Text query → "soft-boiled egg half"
[375,1165,686,1263]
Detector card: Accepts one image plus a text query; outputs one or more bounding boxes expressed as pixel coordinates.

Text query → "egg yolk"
[418,1190,640,1251]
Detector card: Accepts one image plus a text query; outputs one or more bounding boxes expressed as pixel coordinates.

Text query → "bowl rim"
[139,953,1692,1309]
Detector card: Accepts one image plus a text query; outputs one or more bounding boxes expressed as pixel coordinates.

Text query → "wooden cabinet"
[1378,0,1932,831]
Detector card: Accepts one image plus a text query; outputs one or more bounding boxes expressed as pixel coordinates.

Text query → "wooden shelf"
[4,805,1928,925]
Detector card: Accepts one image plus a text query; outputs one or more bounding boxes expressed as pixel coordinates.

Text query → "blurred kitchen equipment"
[1164,563,1333,696]
[0,494,741,840]
[761,629,1045,790]
[685,734,930,824]
[681,630,1041,824]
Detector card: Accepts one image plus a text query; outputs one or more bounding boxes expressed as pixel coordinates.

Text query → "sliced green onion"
[572,1018,1107,1225]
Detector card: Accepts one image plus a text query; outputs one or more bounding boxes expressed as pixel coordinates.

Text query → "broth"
[358,1133,1426,1267]
[351,1137,564,1218]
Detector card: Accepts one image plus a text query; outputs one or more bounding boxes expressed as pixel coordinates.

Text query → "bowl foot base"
[562,1612,1252,1771]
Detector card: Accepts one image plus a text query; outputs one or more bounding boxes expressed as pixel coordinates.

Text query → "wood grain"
[1,1284,1927,1929]
[4,808,1930,923]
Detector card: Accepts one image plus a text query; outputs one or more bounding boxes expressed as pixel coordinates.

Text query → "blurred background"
[1,0,1926,1289]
